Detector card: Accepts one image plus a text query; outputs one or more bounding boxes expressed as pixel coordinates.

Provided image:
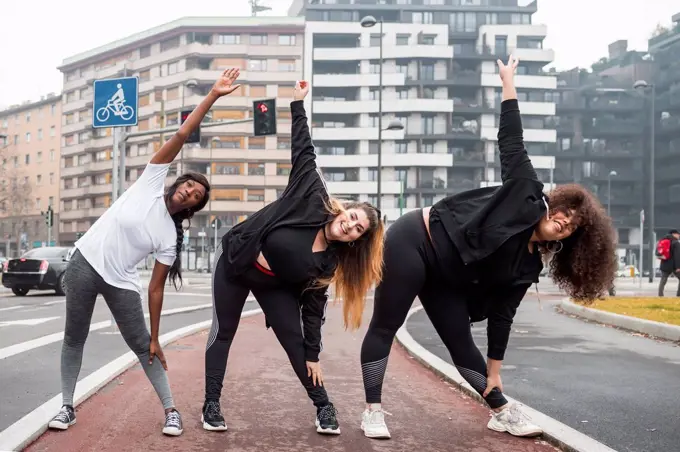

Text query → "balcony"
[313,98,453,114]
[60,207,108,221]
[482,127,556,143]
[182,147,291,162]
[404,178,448,194]
[557,98,587,111]
[446,180,478,194]
[209,174,289,187]
[313,44,452,61]
[453,98,494,114]
[585,146,639,159]
[312,126,405,141]
[585,120,644,136]
[313,72,406,88]
[316,153,452,168]
[586,96,643,111]
[659,116,680,135]
[325,180,402,195]
[584,169,641,182]
[481,73,557,90]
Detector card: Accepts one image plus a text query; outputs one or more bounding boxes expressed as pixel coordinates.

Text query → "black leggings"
[360,209,508,409]
[205,244,329,407]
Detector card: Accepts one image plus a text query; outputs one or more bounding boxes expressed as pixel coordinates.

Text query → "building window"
[277,163,292,176]
[369,63,380,74]
[421,64,435,80]
[160,36,180,51]
[36,174,42,185]
[420,35,435,45]
[396,34,410,46]
[50,173,55,184]
[369,142,379,154]
[250,34,268,45]
[36,198,41,210]
[48,196,54,206]
[370,34,382,47]
[412,12,433,24]
[278,60,296,72]
[217,34,241,45]
[25,154,30,165]
[139,45,151,58]
[249,59,267,71]
[369,114,380,128]
[278,34,296,46]
[50,149,55,161]
[395,141,408,154]
[249,137,266,149]
[167,61,179,75]
[395,169,407,182]
[277,137,290,149]
[248,189,265,202]
[422,116,434,135]
[368,195,378,206]
[397,88,409,100]
[25,132,31,143]
[248,163,265,175]
[368,167,378,182]
[50,126,56,137]
[422,143,434,154]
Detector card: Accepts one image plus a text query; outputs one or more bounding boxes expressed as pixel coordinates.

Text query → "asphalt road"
[407,293,680,452]
[0,276,261,433]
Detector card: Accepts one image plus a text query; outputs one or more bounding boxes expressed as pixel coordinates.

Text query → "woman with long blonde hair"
[202,80,384,435]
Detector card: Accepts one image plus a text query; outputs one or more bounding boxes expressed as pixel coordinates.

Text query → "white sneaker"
[487,404,542,437]
[361,408,391,439]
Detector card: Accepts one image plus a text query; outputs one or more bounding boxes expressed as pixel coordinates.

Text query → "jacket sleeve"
[300,286,328,362]
[673,240,680,272]
[498,99,538,183]
[289,100,318,183]
[486,283,529,360]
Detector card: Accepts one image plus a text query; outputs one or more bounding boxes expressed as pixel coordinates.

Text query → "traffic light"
[44,206,53,228]
[253,99,277,137]
[76,232,85,239]
[181,109,201,144]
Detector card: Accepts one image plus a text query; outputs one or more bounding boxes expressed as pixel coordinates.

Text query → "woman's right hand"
[497,55,519,83]
[294,80,310,101]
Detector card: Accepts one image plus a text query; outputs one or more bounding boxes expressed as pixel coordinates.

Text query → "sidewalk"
[26,302,555,452]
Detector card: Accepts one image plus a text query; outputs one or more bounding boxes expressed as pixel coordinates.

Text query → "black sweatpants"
[205,244,330,407]
[360,209,508,409]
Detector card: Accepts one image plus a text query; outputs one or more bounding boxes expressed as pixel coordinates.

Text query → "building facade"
[649,12,680,231]
[291,0,557,222]
[57,17,305,256]
[0,95,62,256]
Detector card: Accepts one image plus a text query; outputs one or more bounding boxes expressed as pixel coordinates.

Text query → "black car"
[2,247,74,296]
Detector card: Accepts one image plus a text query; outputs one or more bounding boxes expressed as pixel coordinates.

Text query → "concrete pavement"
[407,292,680,452]
[26,302,556,452]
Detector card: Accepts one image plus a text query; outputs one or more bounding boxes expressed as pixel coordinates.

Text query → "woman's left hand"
[306,361,324,386]
[210,68,242,97]
[483,373,503,397]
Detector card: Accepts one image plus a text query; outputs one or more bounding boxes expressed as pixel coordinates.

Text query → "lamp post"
[607,170,617,217]
[179,79,199,175]
[208,137,220,270]
[360,16,404,212]
[633,80,656,282]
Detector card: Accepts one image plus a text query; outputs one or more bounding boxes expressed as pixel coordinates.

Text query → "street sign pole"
[639,209,644,288]
[111,127,120,202]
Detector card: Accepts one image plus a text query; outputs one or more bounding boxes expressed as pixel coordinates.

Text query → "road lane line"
[0,306,24,312]
[0,308,263,452]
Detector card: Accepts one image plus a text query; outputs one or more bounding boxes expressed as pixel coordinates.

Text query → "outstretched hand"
[496,55,519,83]
[211,68,241,97]
[294,80,310,101]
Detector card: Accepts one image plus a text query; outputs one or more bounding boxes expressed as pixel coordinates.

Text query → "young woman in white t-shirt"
[48,68,242,436]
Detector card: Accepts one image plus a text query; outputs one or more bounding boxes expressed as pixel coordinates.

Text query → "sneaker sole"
[315,419,341,435]
[48,419,76,430]
[201,414,228,432]
[162,427,183,436]
[361,422,391,439]
[487,418,542,437]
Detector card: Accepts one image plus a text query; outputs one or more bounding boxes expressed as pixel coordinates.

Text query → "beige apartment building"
[0,95,62,256]
[57,17,305,249]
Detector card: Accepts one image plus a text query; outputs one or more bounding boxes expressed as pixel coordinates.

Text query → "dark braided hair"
[164,172,210,289]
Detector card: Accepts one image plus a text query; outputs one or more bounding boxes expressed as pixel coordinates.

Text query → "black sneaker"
[162,409,183,436]
[315,403,341,435]
[48,405,76,430]
[202,399,228,432]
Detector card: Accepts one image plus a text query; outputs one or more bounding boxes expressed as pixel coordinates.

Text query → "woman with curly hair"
[358,56,616,440]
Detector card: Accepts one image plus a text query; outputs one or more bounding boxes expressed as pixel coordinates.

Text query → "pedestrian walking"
[202,80,385,435]
[48,69,242,436]
[359,56,617,440]
[656,229,680,296]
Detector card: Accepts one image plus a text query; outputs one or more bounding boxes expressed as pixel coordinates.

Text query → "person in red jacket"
[358,56,617,440]
[202,80,385,435]
[658,229,680,296]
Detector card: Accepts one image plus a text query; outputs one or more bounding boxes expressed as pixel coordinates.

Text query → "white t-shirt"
[75,163,178,293]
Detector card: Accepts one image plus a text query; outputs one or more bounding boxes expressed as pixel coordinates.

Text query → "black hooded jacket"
[659,234,680,274]
[221,100,336,362]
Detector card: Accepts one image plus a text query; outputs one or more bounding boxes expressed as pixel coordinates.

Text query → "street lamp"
[633,79,656,283]
[207,136,220,270]
[179,79,199,175]
[607,170,617,217]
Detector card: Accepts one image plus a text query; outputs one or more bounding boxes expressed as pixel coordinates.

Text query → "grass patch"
[578,297,680,326]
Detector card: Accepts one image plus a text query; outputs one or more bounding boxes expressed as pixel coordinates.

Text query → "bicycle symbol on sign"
[95,83,134,123]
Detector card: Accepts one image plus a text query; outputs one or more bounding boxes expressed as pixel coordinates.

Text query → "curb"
[559,299,680,342]
[395,306,617,452]
[0,308,263,452]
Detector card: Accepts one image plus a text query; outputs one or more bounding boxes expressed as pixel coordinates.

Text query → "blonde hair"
[315,197,385,330]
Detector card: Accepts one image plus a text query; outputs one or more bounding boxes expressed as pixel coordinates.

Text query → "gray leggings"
[60,249,174,410]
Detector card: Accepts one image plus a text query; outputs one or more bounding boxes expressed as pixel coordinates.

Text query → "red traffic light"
[257,103,269,113]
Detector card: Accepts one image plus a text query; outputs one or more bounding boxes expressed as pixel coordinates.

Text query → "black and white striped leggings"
[360,209,508,409]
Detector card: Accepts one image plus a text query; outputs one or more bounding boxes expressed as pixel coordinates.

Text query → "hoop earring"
[348,241,355,248]
[548,240,563,254]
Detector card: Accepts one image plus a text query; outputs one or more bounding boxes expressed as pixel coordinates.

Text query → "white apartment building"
[57,17,305,251]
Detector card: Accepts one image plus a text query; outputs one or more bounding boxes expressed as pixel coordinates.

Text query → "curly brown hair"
[543,184,617,302]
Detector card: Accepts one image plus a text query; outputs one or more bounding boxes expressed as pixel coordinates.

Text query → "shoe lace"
[506,404,531,425]
[54,406,71,422]
[206,400,221,417]
[319,404,338,421]
[166,410,181,427]
[368,408,392,424]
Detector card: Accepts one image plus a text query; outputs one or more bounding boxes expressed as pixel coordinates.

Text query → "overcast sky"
[0,0,678,107]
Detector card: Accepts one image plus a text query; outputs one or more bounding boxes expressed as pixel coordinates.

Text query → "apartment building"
[648,12,680,230]
[290,0,557,222]
[553,41,653,256]
[57,17,305,251]
[0,95,62,256]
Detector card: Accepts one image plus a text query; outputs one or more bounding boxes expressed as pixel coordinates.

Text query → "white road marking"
[0,316,61,327]
[0,306,24,312]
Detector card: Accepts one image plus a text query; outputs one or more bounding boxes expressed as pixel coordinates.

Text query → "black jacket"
[221,100,334,362]
[432,99,547,361]
[659,235,680,274]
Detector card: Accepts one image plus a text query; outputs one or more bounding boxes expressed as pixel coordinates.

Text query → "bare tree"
[0,145,32,217]
[651,23,669,38]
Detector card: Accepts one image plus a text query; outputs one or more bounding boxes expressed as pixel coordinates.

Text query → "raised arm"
[150,68,241,165]
[289,80,318,182]
[496,56,538,182]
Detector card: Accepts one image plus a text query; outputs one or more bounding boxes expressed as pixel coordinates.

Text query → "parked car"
[2,247,74,296]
